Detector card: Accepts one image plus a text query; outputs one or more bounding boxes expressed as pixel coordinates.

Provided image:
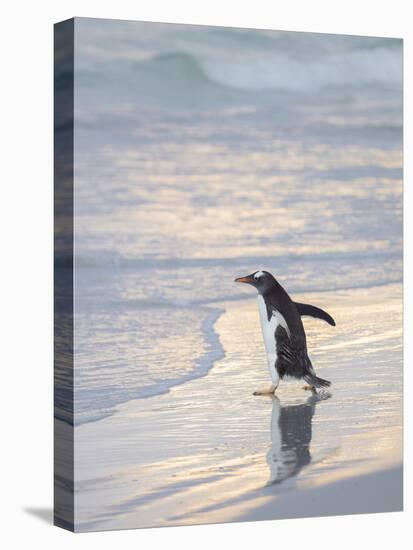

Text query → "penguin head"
[234,270,276,294]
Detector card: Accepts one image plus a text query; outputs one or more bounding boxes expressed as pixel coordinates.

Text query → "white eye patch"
[254,270,265,280]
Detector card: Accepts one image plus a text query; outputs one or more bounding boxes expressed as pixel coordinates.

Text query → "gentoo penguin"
[234,270,333,394]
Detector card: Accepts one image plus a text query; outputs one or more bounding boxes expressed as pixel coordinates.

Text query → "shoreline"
[72,277,403,427]
[74,283,402,531]
[73,305,225,427]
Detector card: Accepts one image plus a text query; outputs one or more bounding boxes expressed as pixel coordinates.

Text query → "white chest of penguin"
[257,295,290,384]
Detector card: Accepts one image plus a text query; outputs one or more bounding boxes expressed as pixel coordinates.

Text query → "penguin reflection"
[266,393,330,486]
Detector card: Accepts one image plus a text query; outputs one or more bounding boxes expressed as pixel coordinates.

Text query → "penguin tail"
[304,374,331,388]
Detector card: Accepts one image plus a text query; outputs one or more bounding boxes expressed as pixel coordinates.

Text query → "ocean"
[58,19,402,427]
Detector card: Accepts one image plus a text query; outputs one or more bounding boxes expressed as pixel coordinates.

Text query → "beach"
[53,19,404,531]
[73,283,402,531]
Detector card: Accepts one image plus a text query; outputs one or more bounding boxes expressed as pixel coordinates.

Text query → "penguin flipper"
[294,302,336,326]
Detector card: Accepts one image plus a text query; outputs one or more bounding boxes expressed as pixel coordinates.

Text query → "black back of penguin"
[252,271,308,350]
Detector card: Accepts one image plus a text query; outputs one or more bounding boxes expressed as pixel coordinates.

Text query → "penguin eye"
[254,270,264,280]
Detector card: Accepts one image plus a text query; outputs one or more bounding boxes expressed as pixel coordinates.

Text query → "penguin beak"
[234,275,254,284]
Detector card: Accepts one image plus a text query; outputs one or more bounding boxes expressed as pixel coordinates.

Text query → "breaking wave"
[133,45,402,94]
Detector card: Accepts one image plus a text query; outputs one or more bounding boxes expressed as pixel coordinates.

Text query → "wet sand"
[73,283,402,531]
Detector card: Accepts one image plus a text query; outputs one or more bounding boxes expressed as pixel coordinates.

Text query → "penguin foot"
[253,386,276,396]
